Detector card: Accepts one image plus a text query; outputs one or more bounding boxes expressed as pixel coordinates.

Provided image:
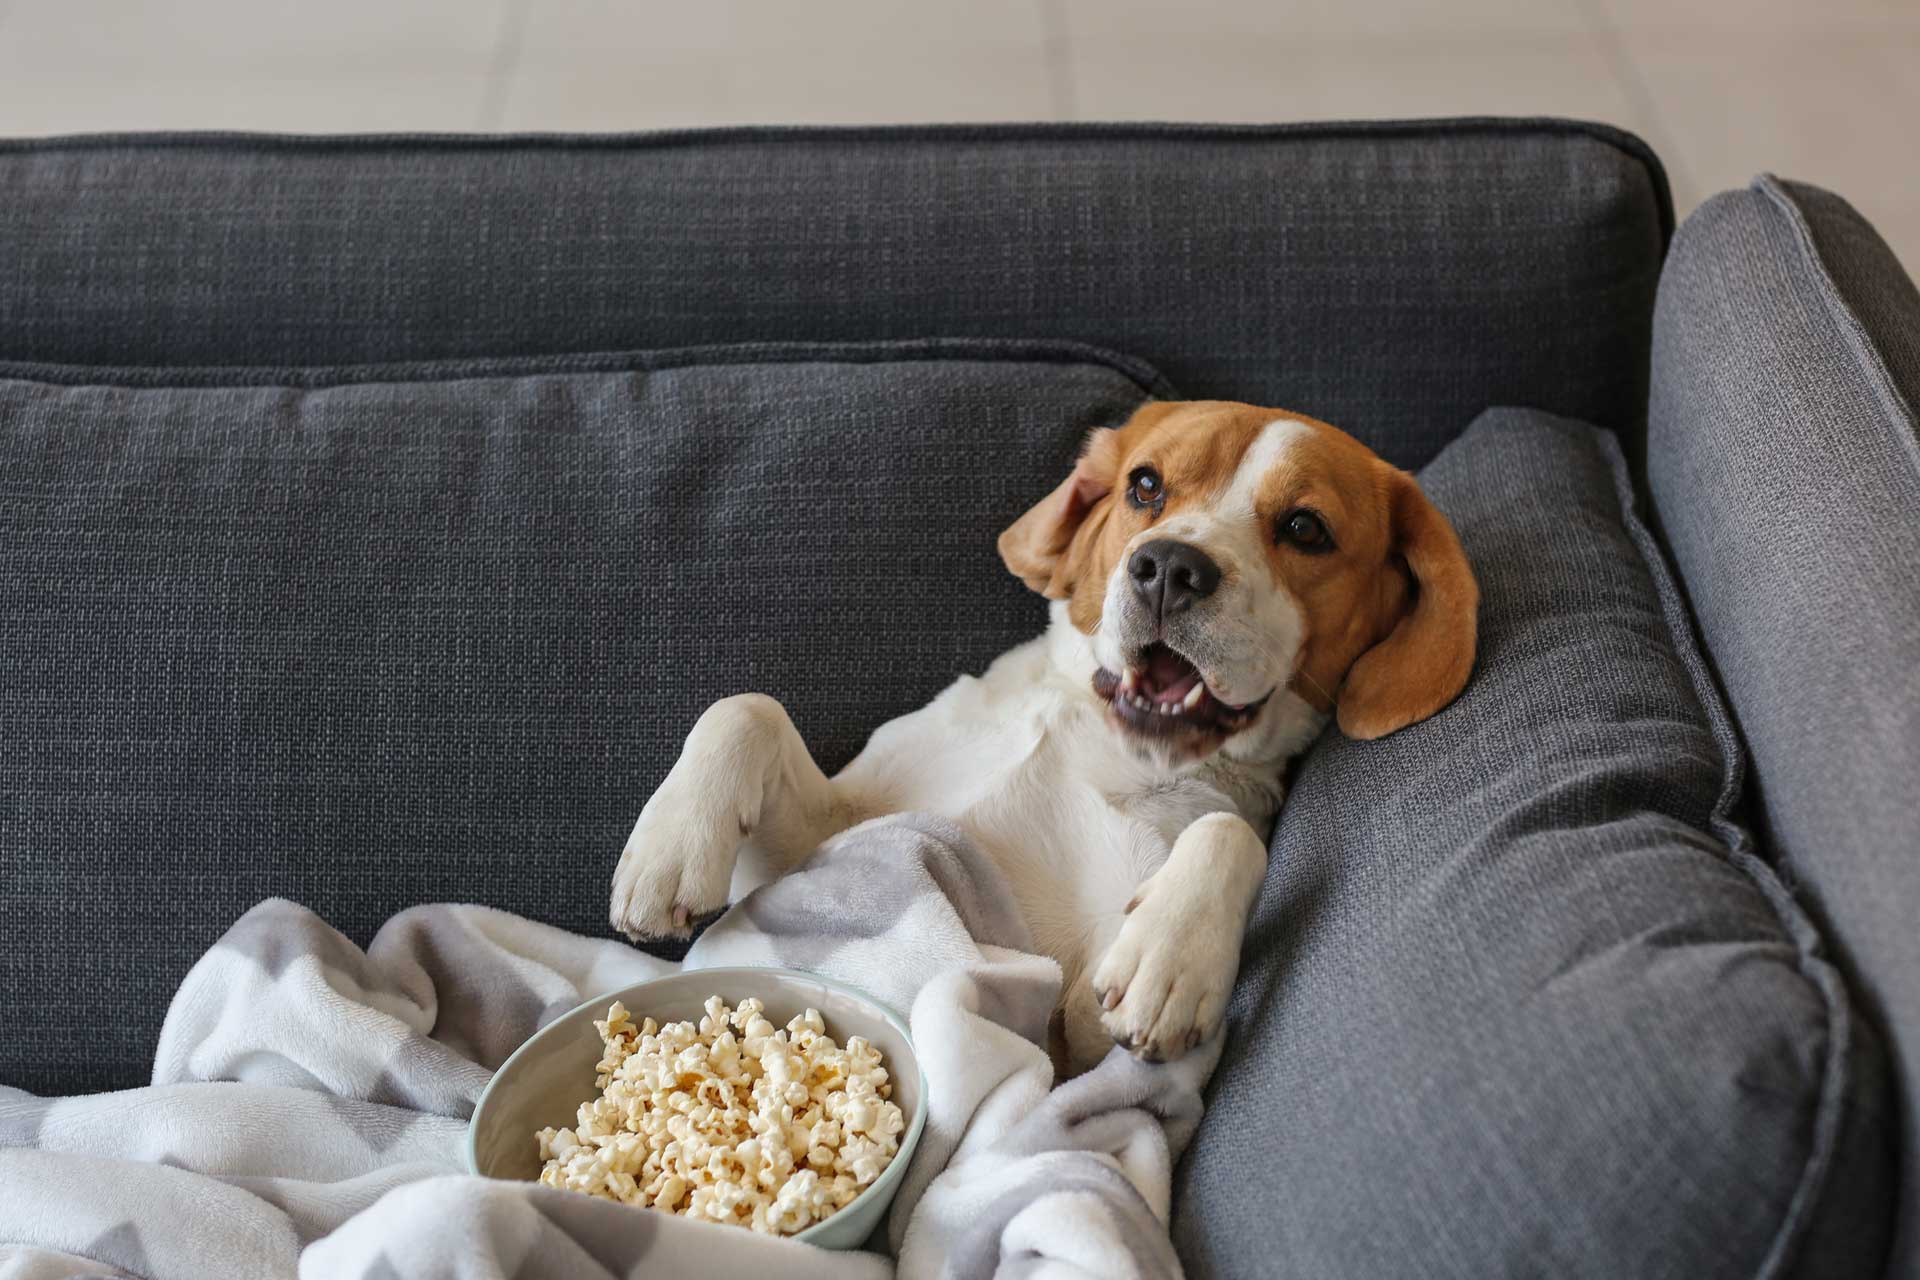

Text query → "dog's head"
[999,400,1478,760]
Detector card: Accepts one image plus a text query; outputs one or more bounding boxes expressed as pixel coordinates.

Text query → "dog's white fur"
[609,402,1475,1072]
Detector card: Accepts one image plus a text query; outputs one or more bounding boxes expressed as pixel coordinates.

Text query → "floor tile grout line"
[1568,0,1699,211]
[1038,0,1077,122]
[475,0,532,133]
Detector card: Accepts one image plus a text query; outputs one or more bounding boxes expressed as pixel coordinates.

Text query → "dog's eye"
[1126,467,1164,509]
[1279,509,1333,552]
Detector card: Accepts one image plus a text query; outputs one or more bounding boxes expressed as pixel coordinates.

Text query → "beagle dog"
[609,401,1478,1072]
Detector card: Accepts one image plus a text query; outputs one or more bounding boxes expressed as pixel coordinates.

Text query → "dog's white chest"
[834,633,1249,972]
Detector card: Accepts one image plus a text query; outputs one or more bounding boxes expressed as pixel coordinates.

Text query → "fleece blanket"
[0,814,1219,1279]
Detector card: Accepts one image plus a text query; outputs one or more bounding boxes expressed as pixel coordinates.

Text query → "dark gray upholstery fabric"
[1173,410,1894,1279]
[0,122,1670,471]
[0,339,1162,1095]
[1647,177,1920,1278]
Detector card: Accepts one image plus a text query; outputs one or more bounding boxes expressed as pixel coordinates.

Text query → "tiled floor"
[0,0,1913,267]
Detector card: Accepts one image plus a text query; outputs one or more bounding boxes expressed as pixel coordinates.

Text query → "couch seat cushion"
[0,338,1163,1095]
[1171,409,1893,1278]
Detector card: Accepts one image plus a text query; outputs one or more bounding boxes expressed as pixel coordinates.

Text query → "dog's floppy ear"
[1336,469,1478,740]
[998,427,1122,598]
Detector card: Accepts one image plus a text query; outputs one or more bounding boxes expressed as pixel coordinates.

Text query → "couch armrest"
[1647,175,1919,1277]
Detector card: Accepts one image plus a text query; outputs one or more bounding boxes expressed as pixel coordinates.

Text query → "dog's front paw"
[1090,881,1239,1063]
[608,789,741,943]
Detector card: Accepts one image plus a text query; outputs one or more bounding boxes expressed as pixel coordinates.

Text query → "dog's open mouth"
[1092,643,1269,738]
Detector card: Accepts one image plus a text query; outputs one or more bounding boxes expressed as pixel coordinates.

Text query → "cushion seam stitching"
[0,336,1179,399]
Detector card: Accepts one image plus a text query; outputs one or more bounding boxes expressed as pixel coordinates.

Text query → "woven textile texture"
[1173,410,1894,1279]
[0,122,1669,471]
[0,339,1160,1094]
[1648,177,1920,1278]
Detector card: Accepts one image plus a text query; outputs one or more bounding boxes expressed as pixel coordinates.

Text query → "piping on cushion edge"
[1600,424,1857,1280]
[1752,174,1920,481]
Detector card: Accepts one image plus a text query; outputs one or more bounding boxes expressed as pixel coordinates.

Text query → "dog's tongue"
[1140,645,1202,702]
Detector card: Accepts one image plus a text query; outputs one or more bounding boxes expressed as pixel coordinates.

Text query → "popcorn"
[534,996,906,1236]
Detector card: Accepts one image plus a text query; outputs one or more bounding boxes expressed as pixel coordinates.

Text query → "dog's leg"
[1089,811,1268,1062]
[1060,968,1122,1075]
[609,694,853,942]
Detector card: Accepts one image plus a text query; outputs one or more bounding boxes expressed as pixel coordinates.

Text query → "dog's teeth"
[1182,683,1205,711]
[1120,668,1139,693]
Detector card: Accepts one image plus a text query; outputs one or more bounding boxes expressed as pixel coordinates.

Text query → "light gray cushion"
[1172,409,1893,1278]
[1648,177,1920,1277]
[0,338,1162,1096]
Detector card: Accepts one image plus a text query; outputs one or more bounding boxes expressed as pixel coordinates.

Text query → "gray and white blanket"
[0,815,1217,1279]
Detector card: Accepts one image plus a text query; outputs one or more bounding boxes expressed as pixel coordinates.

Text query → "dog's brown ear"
[1336,469,1478,740]
[998,427,1121,598]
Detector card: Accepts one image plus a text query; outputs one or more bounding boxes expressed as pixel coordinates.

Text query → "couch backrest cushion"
[1647,177,1920,1277]
[0,339,1160,1094]
[0,122,1669,471]
[1173,410,1895,1279]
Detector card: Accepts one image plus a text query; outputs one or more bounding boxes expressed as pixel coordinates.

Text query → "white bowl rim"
[464,964,930,1249]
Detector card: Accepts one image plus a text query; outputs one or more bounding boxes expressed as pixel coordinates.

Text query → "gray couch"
[1,121,1914,1277]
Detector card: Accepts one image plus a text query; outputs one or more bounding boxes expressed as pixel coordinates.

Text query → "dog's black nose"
[1128,539,1221,618]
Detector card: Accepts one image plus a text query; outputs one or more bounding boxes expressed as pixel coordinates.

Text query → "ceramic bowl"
[466,966,926,1250]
